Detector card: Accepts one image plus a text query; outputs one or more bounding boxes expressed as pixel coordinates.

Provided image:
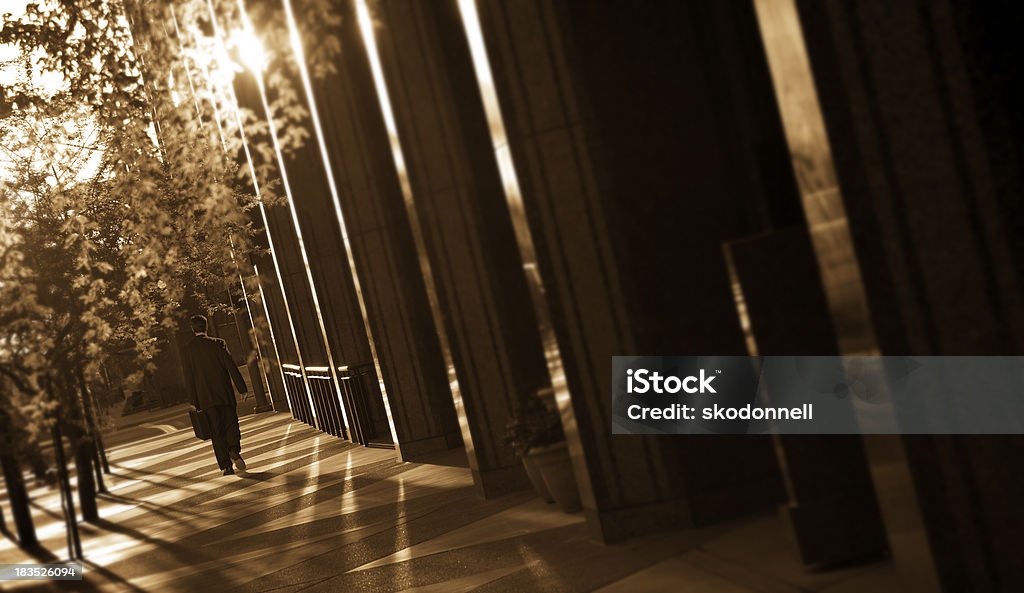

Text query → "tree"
[0,0,340,549]
[0,184,51,549]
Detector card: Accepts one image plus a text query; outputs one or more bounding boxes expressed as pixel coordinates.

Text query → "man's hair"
[190,315,208,334]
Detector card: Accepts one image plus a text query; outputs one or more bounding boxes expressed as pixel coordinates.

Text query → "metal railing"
[280,361,392,447]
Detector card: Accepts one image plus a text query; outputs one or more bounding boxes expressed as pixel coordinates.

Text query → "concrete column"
[726,227,888,565]
[776,0,1024,588]
[273,101,399,443]
[293,0,463,459]
[249,235,296,413]
[233,72,334,428]
[364,0,551,496]
[233,259,286,412]
[471,0,787,541]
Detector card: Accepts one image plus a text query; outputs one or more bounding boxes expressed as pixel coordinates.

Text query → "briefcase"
[189,409,212,441]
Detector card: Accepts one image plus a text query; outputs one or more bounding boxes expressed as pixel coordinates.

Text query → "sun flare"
[228,28,268,74]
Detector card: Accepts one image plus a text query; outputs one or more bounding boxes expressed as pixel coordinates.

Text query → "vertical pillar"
[356,0,550,495]
[291,0,462,459]
[251,246,298,414]
[464,0,787,541]
[218,0,335,433]
[726,227,888,565]
[759,0,1024,589]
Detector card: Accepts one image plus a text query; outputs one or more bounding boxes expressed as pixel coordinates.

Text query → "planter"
[522,453,554,503]
[529,441,582,512]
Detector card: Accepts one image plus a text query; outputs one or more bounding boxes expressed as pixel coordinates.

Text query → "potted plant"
[505,388,581,512]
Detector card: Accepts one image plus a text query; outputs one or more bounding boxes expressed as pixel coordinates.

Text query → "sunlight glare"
[228,28,268,74]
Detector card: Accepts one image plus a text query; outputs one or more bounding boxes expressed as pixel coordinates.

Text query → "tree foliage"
[0,187,52,459]
[0,0,341,461]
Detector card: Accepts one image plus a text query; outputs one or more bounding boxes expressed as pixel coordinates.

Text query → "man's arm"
[216,340,249,394]
[182,348,199,409]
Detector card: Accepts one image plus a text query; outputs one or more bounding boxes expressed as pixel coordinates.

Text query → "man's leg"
[224,405,241,456]
[205,406,231,472]
[223,405,245,471]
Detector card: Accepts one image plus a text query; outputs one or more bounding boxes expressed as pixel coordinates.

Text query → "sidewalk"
[1,413,902,592]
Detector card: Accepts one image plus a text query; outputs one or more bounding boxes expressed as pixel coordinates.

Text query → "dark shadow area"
[79,558,148,593]
[408,446,469,469]
[235,471,274,481]
[18,541,60,563]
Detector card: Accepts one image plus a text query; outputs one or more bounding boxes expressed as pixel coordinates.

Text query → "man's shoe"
[222,467,234,476]
[229,452,246,472]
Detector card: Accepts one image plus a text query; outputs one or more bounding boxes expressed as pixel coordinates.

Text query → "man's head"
[190,314,209,335]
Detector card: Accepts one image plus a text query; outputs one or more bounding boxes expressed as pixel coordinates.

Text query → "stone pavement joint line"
[2,409,900,592]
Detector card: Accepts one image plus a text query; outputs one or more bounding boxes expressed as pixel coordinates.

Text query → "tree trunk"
[96,432,110,474]
[52,423,82,559]
[73,438,98,522]
[76,365,108,487]
[91,440,106,491]
[0,454,38,548]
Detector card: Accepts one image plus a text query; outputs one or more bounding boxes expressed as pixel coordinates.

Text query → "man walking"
[183,315,249,475]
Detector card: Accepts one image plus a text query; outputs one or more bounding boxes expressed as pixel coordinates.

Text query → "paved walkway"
[1,409,902,592]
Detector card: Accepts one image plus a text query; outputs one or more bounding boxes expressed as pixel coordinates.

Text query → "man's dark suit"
[183,335,248,471]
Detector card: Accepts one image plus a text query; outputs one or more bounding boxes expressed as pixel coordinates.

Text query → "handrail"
[277,360,384,446]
